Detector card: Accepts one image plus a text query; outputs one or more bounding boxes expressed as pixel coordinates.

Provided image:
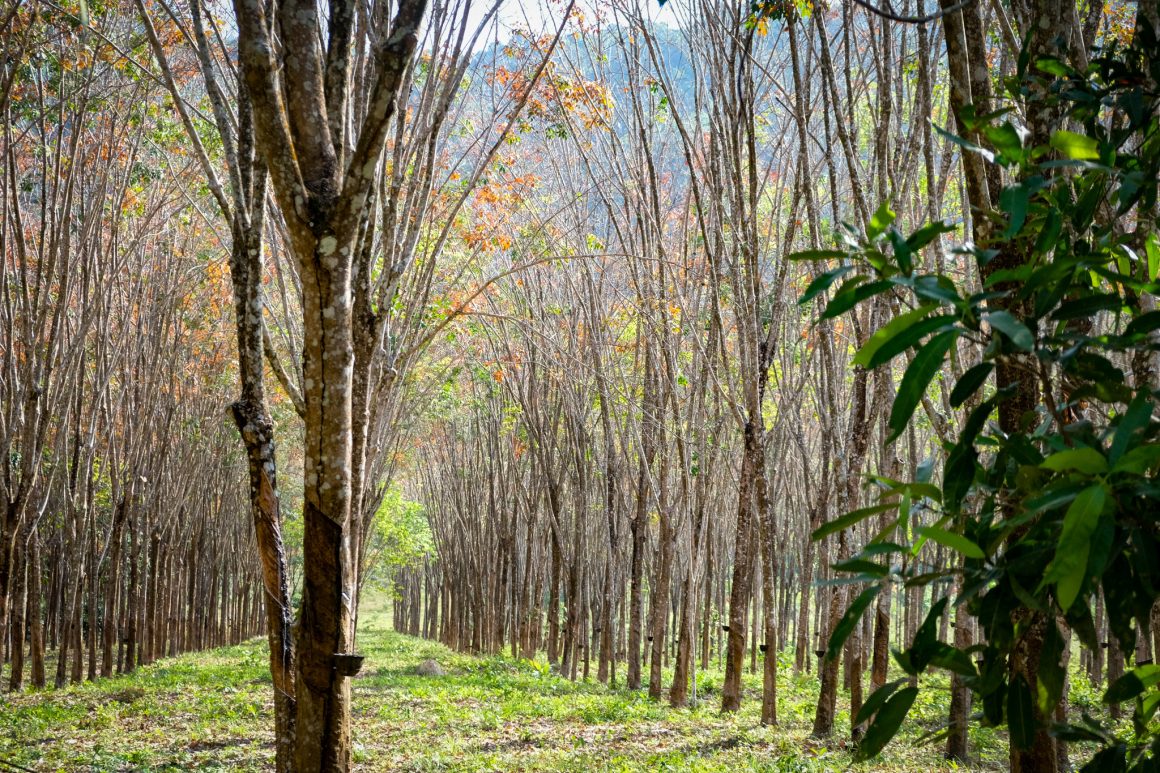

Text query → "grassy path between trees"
[1,597,1015,771]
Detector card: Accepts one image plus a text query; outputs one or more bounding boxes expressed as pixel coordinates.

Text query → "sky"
[468,0,681,41]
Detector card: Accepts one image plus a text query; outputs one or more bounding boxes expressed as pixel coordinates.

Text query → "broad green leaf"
[1050,130,1100,161]
[1110,392,1153,463]
[832,558,890,576]
[916,525,985,559]
[1008,674,1036,749]
[857,541,907,557]
[800,266,858,305]
[950,362,993,407]
[1045,484,1108,612]
[944,396,995,511]
[906,220,957,252]
[1035,57,1075,77]
[999,184,1030,237]
[1112,444,1160,475]
[854,686,918,761]
[811,503,897,542]
[930,643,978,677]
[1147,231,1160,282]
[826,584,881,660]
[821,279,893,320]
[1037,621,1066,716]
[1104,664,1160,704]
[983,310,1034,351]
[888,330,959,442]
[1050,293,1123,321]
[1040,447,1108,475]
[854,679,908,726]
[867,201,896,240]
[983,121,1026,164]
[933,123,995,162]
[913,274,961,304]
[905,598,949,673]
[888,228,914,275]
[1084,747,1129,770]
[852,305,936,368]
[1125,310,1160,337]
[884,480,942,502]
[864,314,958,370]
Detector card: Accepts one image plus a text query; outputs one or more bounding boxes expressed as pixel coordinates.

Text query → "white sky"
[468,0,680,40]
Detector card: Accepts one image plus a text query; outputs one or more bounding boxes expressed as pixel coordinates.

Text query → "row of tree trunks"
[1,21,274,695]
[3,472,267,690]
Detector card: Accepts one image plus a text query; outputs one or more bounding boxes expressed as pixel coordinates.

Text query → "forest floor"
[0,597,1041,771]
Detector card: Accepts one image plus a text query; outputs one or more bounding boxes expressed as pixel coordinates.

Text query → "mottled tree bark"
[228,0,428,764]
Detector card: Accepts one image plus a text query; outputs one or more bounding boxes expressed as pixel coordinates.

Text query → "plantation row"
[3,0,1159,771]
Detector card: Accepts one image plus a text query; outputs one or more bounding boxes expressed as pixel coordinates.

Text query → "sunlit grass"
[0,596,1010,771]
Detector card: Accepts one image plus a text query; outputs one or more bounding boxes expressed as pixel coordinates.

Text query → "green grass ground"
[0,597,1014,771]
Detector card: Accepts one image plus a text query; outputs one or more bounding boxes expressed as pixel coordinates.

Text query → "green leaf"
[1112,444,1160,475]
[943,396,995,511]
[868,315,959,370]
[1125,310,1160,337]
[933,122,995,163]
[983,310,1034,351]
[1045,484,1108,612]
[867,202,896,240]
[1050,293,1123,321]
[1050,130,1100,161]
[854,679,908,726]
[888,228,914,275]
[811,503,898,542]
[888,330,959,442]
[906,598,948,673]
[1008,674,1036,749]
[1146,232,1159,282]
[930,643,978,677]
[1104,665,1160,704]
[1110,392,1153,463]
[1040,447,1108,475]
[832,558,890,576]
[1037,621,1065,716]
[884,480,942,503]
[983,121,1026,164]
[913,274,961,304]
[854,687,918,761]
[906,221,957,252]
[821,279,893,320]
[916,525,985,559]
[950,363,993,407]
[852,305,937,368]
[826,584,881,661]
[799,266,858,305]
[1035,57,1075,77]
[999,184,1030,237]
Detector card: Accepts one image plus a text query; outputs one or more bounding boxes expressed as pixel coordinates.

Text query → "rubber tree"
[229,0,429,767]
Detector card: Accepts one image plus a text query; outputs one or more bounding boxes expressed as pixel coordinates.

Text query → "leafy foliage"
[799,28,1160,770]
[364,485,434,594]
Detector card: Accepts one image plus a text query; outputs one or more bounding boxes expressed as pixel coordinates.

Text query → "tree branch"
[850,0,976,25]
[264,321,307,419]
[233,0,312,236]
[336,0,429,237]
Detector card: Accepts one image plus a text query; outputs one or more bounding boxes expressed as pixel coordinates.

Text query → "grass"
[0,597,1011,771]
